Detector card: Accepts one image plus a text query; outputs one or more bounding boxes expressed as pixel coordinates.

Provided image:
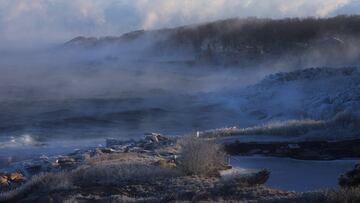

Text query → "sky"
[0,0,359,47]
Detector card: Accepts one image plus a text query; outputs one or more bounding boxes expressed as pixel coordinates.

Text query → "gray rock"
[145,133,169,143]
[99,148,116,154]
[56,156,76,167]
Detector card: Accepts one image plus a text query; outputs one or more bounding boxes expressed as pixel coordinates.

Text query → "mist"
[0,47,261,102]
[1,15,360,109]
[0,4,360,152]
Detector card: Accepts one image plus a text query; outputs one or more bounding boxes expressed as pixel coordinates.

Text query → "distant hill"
[65,30,147,48]
[65,15,360,67]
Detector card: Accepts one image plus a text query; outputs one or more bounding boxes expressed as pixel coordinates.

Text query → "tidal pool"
[231,156,360,192]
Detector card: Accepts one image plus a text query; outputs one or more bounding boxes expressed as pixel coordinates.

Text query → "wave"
[0,134,43,149]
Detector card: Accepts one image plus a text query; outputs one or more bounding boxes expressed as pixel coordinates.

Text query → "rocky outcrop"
[339,163,360,187]
[0,172,26,191]
[106,133,174,153]
[1,134,176,184]
[55,157,76,168]
[145,133,169,143]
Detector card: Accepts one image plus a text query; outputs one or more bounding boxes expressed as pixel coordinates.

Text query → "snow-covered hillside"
[223,67,360,122]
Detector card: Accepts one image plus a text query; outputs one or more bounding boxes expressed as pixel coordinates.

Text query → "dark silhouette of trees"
[161,15,360,54]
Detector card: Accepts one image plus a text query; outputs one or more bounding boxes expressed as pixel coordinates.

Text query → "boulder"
[145,133,159,143]
[56,156,76,167]
[339,163,360,187]
[0,172,27,189]
[99,148,116,154]
[157,135,169,142]
[0,175,8,185]
[10,172,25,182]
[244,169,270,186]
[145,133,168,143]
[220,169,270,187]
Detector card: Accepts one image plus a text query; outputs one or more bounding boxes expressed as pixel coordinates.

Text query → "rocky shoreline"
[0,134,359,202]
[0,134,176,190]
[0,134,296,202]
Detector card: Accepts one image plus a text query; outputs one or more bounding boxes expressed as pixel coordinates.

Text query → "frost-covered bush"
[178,137,226,176]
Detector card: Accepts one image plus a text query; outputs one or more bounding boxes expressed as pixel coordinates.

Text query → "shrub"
[177,137,226,176]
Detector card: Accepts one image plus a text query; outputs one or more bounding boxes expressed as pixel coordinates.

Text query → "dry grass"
[73,163,182,187]
[177,137,226,176]
[199,112,360,138]
[78,152,180,186]
[85,152,157,166]
[199,119,327,138]
[87,195,155,203]
[0,172,72,202]
[291,187,360,203]
[0,157,181,201]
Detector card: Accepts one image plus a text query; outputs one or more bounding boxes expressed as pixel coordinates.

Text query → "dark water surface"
[0,95,250,162]
[0,96,245,139]
[231,156,360,192]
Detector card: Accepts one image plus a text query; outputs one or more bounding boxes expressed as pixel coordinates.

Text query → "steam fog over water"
[0,29,359,159]
[0,47,267,156]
